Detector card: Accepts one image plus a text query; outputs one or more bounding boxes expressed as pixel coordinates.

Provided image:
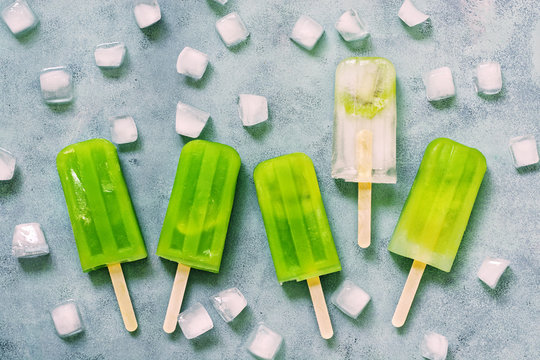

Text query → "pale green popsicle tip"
[388,138,486,272]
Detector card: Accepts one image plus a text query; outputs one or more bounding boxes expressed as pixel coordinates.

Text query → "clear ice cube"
[12,223,49,258]
[1,0,38,36]
[176,47,209,80]
[246,323,283,360]
[0,147,16,181]
[212,0,228,4]
[420,332,448,360]
[133,0,161,29]
[215,12,249,47]
[178,302,214,339]
[210,287,247,322]
[238,94,268,127]
[509,135,539,168]
[51,300,84,338]
[109,115,138,144]
[335,10,369,42]
[94,42,126,69]
[474,62,502,95]
[398,0,429,27]
[423,67,455,101]
[477,257,510,289]
[175,101,209,138]
[290,15,324,51]
[331,279,370,319]
[39,66,73,104]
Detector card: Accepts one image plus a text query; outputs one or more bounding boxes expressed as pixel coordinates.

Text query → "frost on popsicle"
[478,257,510,289]
[246,323,283,360]
[1,0,38,36]
[178,302,214,339]
[12,223,49,258]
[0,147,16,181]
[398,0,429,27]
[51,300,84,338]
[421,332,448,360]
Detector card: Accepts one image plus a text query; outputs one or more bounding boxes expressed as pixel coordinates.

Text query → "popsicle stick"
[392,260,426,328]
[107,263,138,332]
[307,276,333,339]
[163,263,191,333]
[356,130,373,248]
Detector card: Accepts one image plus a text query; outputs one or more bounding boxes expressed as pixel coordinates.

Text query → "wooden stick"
[307,276,333,339]
[107,263,138,332]
[163,263,191,333]
[392,260,426,328]
[356,130,373,248]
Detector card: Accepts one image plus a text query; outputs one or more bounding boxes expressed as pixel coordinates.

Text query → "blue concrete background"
[0,0,538,359]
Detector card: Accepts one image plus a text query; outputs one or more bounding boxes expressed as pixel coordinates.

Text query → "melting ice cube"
[478,257,510,289]
[51,300,84,338]
[423,67,455,102]
[12,223,49,258]
[94,42,126,69]
[238,94,268,127]
[335,9,369,42]
[133,0,161,29]
[178,302,214,339]
[212,0,228,5]
[331,279,370,319]
[215,12,249,47]
[0,147,16,181]
[474,62,502,95]
[210,287,247,322]
[398,0,429,27]
[109,115,138,144]
[290,15,324,51]
[246,323,283,360]
[176,47,209,80]
[39,67,73,104]
[175,101,209,138]
[509,135,539,168]
[420,332,448,360]
[1,0,38,36]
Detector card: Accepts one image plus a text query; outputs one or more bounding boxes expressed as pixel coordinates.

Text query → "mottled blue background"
[1,0,539,359]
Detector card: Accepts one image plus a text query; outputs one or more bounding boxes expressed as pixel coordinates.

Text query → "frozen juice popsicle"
[57,138,147,331]
[388,138,486,327]
[157,140,241,333]
[254,153,341,339]
[332,57,397,248]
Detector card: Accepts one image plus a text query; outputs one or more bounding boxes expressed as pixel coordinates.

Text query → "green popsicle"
[57,138,146,332]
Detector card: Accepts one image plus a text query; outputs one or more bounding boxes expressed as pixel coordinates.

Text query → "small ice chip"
[133,0,161,29]
[210,287,247,322]
[51,300,84,338]
[238,94,268,127]
[12,223,49,258]
[0,147,16,181]
[39,67,73,104]
[331,279,370,319]
[398,0,429,27]
[1,0,38,36]
[421,332,448,360]
[216,12,249,47]
[474,62,502,95]
[335,9,369,42]
[94,42,126,69]
[509,135,539,168]
[178,302,214,339]
[478,257,510,289]
[176,47,209,80]
[212,0,228,5]
[290,15,324,51]
[175,101,210,138]
[423,67,455,102]
[246,323,283,360]
[109,115,138,144]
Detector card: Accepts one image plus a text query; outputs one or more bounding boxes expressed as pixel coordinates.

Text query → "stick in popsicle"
[57,139,148,332]
[254,153,341,339]
[332,57,397,248]
[156,140,241,333]
[388,138,486,327]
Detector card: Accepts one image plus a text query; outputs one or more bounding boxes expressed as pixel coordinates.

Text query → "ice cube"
[0,147,16,181]
[1,0,38,36]
[238,94,268,127]
[176,47,209,80]
[212,0,228,5]
[12,223,49,258]
[331,279,370,319]
[335,9,369,42]
[109,115,138,144]
[39,67,73,104]
[474,62,502,95]
[133,0,161,29]
[94,42,127,69]
[210,287,247,322]
[398,0,429,27]
[51,300,84,338]
[246,323,283,360]
[175,101,209,138]
[423,67,455,101]
[178,302,214,339]
[215,12,249,47]
[420,332,448,360]
[290,15,324,51]
[477,257,510,289]
[509,135,539,168]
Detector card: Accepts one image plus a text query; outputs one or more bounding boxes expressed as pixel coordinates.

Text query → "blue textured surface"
[1,0,539,359]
